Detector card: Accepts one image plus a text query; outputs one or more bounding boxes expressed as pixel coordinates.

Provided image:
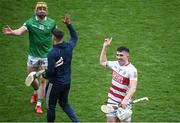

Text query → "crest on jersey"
[39,25,44,30]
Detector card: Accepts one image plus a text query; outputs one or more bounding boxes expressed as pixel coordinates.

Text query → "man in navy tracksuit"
[44,15,78,122]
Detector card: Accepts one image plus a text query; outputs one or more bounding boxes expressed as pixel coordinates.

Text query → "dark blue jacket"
[46,24,78,85]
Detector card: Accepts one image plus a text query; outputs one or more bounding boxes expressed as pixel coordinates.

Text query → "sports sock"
[37,79,46,99]
[36,99,42,106]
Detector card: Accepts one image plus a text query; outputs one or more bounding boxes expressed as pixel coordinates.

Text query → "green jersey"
[23,16,56,58]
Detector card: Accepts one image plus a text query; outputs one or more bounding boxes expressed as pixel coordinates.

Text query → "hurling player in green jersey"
[3,2,57,114]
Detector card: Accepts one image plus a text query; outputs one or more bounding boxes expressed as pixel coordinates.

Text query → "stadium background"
[0,0,180,122]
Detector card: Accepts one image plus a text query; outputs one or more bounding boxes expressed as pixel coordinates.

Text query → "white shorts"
[106,99,132,122]
[27,55,48,69]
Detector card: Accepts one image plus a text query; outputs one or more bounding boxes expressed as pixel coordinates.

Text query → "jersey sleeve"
[23,20,29,30]
[67,24,78,48]
[129,67,138,81]
[107,61,115,70]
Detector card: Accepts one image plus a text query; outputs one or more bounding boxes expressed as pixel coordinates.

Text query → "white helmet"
[116,107,132,121]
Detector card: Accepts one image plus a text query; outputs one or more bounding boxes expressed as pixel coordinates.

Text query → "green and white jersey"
[23,16,57,58]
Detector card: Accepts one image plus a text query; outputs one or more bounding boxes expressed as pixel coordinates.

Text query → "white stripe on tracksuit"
[46,83,53,109]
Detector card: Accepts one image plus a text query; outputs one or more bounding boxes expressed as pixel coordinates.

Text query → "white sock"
[36,100,42,106]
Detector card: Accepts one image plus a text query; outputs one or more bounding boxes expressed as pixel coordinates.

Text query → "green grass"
[0,0,180,122]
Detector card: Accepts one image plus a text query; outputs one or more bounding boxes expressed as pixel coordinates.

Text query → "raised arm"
[100,37,112,68]
[2,25,27,36]
[63,15,78,47]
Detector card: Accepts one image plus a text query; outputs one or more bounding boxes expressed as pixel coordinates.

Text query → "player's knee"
[59,101,69,108]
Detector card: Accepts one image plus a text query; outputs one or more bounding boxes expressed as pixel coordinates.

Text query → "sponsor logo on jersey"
[31,24,45,30]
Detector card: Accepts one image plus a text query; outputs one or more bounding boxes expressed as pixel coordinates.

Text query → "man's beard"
[37,13,46,19]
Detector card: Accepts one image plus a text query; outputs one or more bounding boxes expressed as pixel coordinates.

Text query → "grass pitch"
[0,0,180,122]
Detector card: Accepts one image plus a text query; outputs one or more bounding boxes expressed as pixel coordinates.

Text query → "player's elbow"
[100,61,107,68]
[73,33,78,41]
[71,34,78,43]
[74,36,78,42]
[131,86,137,94]
[46,69,55,78]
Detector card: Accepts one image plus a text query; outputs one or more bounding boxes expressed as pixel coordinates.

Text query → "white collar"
[35,16,47,21]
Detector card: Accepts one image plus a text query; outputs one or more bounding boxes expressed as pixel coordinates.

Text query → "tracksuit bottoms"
[46,83,78,122]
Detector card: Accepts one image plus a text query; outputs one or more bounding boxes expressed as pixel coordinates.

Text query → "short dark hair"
[117,46,130,53]
[52,28,64,40]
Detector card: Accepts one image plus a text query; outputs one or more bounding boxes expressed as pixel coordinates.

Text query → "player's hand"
[103,37,112,48]
[62,15,71,24]
[36,69,45,77]
[2,25,13,35]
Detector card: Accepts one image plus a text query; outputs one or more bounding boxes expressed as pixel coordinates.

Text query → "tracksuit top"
[46,24,78,85]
